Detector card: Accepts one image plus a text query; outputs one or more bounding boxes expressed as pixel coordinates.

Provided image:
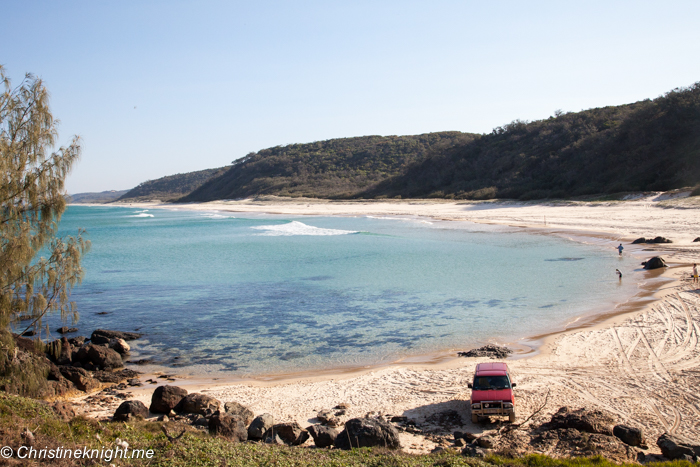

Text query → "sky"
[2,1,700,194]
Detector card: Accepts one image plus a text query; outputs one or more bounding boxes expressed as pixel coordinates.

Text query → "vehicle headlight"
[503,402,513,408]
[471,403,481,409]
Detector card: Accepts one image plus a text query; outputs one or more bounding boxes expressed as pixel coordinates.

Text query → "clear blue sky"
[3,1,700,193]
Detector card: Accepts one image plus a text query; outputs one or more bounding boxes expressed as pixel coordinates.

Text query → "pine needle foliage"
[0,65,89,337]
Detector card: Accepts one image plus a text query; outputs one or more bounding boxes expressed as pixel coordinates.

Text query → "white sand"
[76,192,700,453]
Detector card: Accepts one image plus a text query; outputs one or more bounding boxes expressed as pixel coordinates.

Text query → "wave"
[251,221,358,236]
[200,213,235,219]
[129,213,154,218]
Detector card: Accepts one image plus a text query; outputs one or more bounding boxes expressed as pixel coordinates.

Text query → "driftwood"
[500,388,550,434]
[161,425,187,443]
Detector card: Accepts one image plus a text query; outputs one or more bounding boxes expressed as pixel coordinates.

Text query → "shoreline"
[69,196,700,453]
[83,197,691,382]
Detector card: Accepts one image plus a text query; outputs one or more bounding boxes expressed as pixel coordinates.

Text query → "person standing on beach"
[693,264,698,286]
[617,244,624,256]
[616,269,622,280]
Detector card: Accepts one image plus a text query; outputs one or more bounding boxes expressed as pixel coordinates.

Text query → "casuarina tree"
[0,65,88,393]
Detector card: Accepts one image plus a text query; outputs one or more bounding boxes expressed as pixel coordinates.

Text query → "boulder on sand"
[224,401,254,425]
[642,256,667,270]
[613,425,646,447]
[113,400,149,422]
[209,413,248,442]
[631,238,646,244]
[335,417,401,450]
[542,407,616,436]
[175,393,221,415]
[248,413,274,440]
[150,385,188,414]
[264,422,309,446]
[308,424,339,448]
[657,433,700,461]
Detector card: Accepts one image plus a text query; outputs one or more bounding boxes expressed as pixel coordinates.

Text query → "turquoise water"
[42,205,640,376]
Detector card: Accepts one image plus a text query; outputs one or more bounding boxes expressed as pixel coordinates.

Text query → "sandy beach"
[75,192,700,454]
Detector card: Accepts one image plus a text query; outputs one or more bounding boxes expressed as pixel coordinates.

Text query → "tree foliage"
[367,82,700,200]
[180,132,476,201]
[117,167,229,202]
[0,66,88,337]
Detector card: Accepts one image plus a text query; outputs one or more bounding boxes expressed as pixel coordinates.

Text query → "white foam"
[129,213,154,218]
[200,213,235,219]
[252,221,357,236]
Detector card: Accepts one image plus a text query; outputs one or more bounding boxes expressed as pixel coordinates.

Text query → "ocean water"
[40,205,641,376]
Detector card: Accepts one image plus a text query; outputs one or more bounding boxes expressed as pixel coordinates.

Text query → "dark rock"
[462,444,487,458]
[193,416,210,427]
[308,424,339,448]
[613,424,645,447]
[21,330,35,337]
[642,256,667,270]
[59,366,100,392]
[458,344,513,359]
[127,378,142,386]
[248,413,274,440]
[454,430,478,441]
[109,338,130,355]
[264,422,309,446]
[74,343,123,370]
[631,238,646,244]
[657,433,700,461]
[224,401,254,425]
[391,416,408,423]
[335,417,401,450]
[264,433,285,445]
[46,337,72,365]
[57,326,78,334]
[209,413,248,441]
[113,400,148,421]
[67,336,86,347]
[693,237,700,242]
[51,401,75,421]
[317,409,340,426]
[530,427,640,463]
[652,236,672,244]
[150,385,188,414]
[543,407,616,435]
[477,436,494,448]
[334,402,351,410]
[175,393,221,415]
[454,438,466,447]
[90,329,143,345]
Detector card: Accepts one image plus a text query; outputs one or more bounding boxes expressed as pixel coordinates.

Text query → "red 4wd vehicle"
[468,362,516,423]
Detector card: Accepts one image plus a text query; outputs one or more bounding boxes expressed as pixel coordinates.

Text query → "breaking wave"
[251,221,358,236]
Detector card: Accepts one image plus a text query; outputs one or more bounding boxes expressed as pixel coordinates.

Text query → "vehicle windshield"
[472,375,511,390]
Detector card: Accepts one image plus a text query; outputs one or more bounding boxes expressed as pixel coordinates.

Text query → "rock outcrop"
[657,433,700,461]
[335,418,401,450]
[58,366,100,392]
[458,344,512,359]
[150,385,188,414]
[264,422,308,446]
[90,329,143,345]
[542,407,616,435]
[613,425,646,447]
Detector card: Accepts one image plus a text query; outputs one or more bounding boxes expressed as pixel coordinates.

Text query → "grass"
[0,393,692,466]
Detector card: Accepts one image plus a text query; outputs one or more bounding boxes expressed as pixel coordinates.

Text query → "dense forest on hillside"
[117,167,228,202]
[366,83,700,200]
[119,82,700,203]
[180,132,474,201]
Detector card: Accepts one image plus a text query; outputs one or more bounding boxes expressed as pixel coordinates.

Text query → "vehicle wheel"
[472,414,479,424]
[509,412,516,423]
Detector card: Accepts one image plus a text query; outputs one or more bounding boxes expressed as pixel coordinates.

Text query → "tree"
[0,65,89,340]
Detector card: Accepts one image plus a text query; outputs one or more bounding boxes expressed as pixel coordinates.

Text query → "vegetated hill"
[68,190,129,203]
[179,132,475,201]
[365,82,700,200]
[118,167,229,202]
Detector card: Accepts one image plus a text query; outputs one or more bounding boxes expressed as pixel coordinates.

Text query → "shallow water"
[38,205,641,376]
